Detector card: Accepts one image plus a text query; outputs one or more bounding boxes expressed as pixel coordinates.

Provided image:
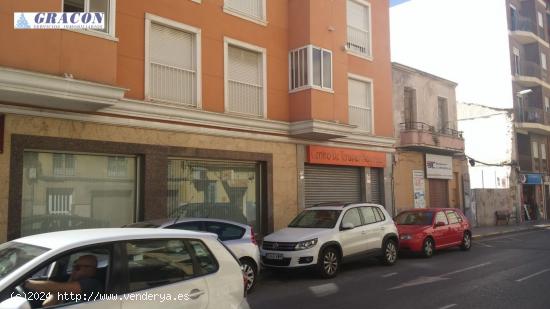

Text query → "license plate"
[266,253,283,260]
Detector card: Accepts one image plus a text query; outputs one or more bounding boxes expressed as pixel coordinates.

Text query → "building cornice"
[0,67,127,112]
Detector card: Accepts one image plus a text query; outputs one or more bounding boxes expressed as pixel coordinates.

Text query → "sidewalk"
[472,220,550,240]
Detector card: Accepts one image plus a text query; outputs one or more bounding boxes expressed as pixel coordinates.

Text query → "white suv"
[261,203,399,278]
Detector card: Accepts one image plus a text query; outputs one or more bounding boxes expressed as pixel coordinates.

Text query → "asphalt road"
[248,227,550,309]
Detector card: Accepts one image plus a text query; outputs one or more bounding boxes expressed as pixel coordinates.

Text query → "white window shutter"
[149,23,197,106]
[347,0,371,56]
[225,0,264,21]
[348,79,372,132]
[228,45,263,116]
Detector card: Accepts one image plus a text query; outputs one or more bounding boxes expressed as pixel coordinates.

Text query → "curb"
[472,225,545,240]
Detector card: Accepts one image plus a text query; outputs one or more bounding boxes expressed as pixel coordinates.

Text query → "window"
[348,76,373,132]
[538,11,544,28]
[146,16,201,107]
[532,141,539,159]
[289,45,332,91]
[53,153,75,176]
[125,239,195,292]
[545,97,550,112]
[204,222,245,241]
[22,152,137,236]
[169,221,203,231]
[542,52,547,70]
[404,87,416,126]
[510,5,517,31]
[224,0,266,24]
[108,156,128,177]
[434,212,449,225]
[347,0,371,57]
[341,208,362,227]
[167,158,262,233]
[437,97,448,132]
[446,211,460,224]
[63,0,115,36]
[513,48,520,75]
[189,240,218,275]
[360,207,377,224]
[226,40,266,117]
[374,207,386,222]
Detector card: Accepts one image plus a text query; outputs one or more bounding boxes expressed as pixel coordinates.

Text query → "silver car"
[125,218,261,292]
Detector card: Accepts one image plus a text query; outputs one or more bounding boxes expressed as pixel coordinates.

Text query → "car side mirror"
[435,221,446,228]
[0,296,31,309]
[341,222,355,230]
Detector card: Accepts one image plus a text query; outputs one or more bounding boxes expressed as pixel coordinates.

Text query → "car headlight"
[295,238,318,250]
[400,234,412,240]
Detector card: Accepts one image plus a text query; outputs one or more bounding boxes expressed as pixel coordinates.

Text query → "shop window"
[107,156,128,177]
[167,159,262,233]
[22,151,138,236]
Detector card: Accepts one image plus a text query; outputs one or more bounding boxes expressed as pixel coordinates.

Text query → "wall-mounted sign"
[425,154,453,179]
[307,146,386,168]
[520,173,542,185]
[412,170,426,208]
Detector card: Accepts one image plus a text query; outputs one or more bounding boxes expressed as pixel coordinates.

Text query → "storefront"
[302,145,387,208]
[426,154,453,208]
[520,173,545,221]
[2,114,306,240]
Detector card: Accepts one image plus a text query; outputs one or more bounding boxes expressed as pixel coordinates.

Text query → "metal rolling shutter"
[429,179,449,208]
[370,168,383,205]
[304,164,362,208]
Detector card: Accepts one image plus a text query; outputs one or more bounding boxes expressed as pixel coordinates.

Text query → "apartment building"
[392,63,468,215]
[391,0,550,224]
[0,0,395,240]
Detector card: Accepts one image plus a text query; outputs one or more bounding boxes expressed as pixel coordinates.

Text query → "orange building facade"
[0,0,395,240]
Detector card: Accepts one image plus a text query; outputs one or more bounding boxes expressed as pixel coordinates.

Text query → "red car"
[394,208,471,257]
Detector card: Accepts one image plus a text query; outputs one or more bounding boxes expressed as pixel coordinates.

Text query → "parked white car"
[125,218,260,292]
[261,203,399,278]
[0,228,249,309]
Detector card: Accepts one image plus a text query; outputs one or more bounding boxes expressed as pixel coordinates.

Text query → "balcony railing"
[399,122,464,152]
[517,60,545,80]
[511,15,547,41]
[517,106,546,124]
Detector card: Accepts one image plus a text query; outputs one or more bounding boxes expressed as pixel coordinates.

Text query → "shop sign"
[520,173,542,185]
[425,154,453,180]
[412,170,426,209]
[307,146,386,168]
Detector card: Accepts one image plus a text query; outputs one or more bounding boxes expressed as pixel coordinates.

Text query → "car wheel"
[240,258,258,293]
[317,247,340,279]
[381,239,398,266]
[460,232,472,251]
[422,237,434,258]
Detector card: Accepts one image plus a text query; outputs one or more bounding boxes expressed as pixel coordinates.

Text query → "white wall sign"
[412,170,426,209]
[426,154,453,179]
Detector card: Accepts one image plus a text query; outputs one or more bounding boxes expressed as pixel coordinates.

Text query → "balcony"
[399,122,464,153]
[514,60,548,87]
[510,16,548,44]
[515,106,550,134]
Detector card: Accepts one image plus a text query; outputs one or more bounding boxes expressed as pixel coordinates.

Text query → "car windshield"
[288,210,341,228]
[395,211,434,226]
[0,242,48,280]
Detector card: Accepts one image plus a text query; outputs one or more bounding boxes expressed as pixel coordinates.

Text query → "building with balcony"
[391,0,550,224]
[0,0,395,240]
[392,63,468,214]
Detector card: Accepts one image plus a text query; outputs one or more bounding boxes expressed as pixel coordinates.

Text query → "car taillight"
[250,226,257,245]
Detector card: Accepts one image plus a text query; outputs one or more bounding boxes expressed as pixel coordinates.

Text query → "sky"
[390,0,412,6]
[390,0,513,108]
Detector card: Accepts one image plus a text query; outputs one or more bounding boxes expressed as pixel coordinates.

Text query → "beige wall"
[0,114,299,241]
[394,151,468,214]
[473,188,517,227]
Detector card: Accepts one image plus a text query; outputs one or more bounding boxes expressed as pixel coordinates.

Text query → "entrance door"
[429,179,449,208]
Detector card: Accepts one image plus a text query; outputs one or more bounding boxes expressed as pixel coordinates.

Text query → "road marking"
[309,283,339,297]
[475,242,494,248]
[506,237,521,241]
[388,276,449,290]
[441,262,492,276]
[389,262,492,291]
[382,272,398,278]
[438,304,457,309]
[516,268,550,282]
